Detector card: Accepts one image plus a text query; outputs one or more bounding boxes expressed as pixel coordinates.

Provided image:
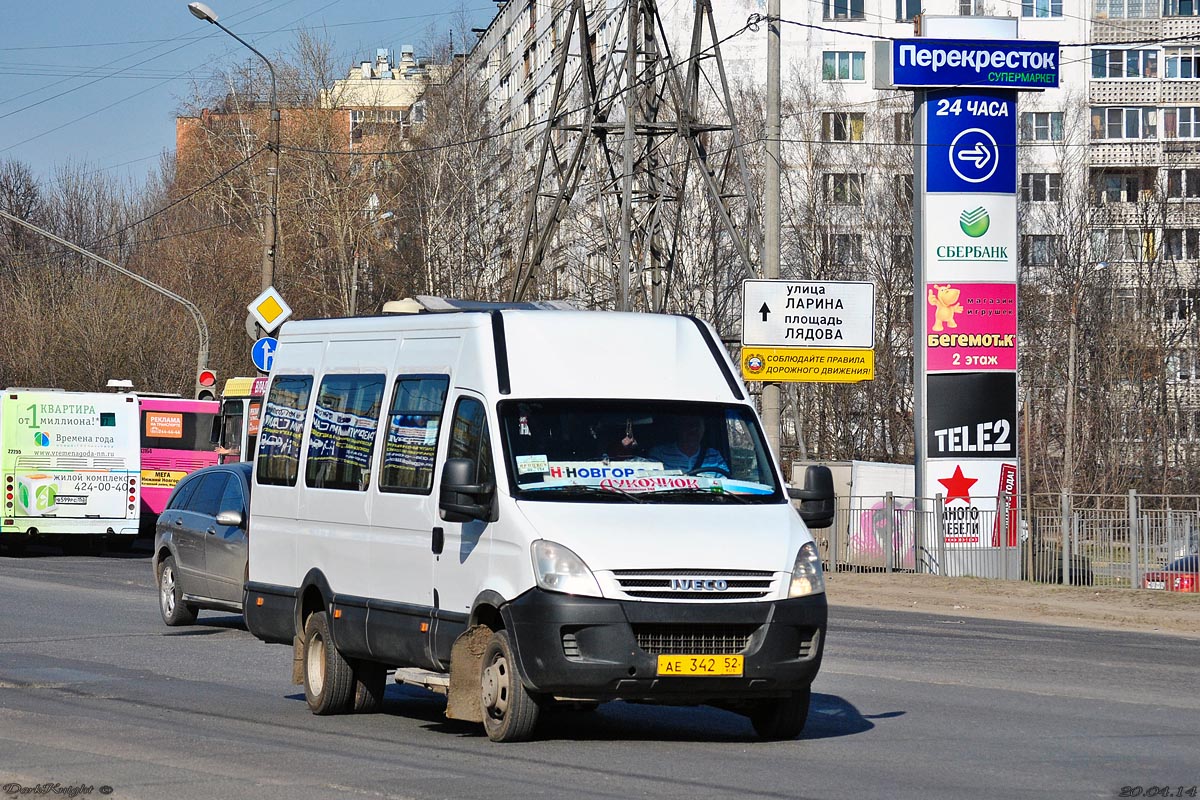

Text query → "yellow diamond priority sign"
[248,286,292,333]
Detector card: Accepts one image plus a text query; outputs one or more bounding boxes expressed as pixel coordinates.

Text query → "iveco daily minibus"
[244,307,833,741]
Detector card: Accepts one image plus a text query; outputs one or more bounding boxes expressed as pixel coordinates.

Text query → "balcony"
[1089,140,1162,166]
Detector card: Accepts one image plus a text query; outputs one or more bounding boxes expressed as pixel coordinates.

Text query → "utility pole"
[511,0,759,308]
[0,209,210,381]
[763,0,782,460]
[619,0,638,312]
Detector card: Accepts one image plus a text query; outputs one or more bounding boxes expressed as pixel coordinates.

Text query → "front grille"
[634,624,757,655]
[613,569,775,600]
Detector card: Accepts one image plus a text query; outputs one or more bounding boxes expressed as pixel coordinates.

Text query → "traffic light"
[196,368,218,401]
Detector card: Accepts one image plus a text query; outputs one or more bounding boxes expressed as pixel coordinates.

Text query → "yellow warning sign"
[741,347,874,383]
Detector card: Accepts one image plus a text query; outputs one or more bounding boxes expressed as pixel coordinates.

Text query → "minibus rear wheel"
[748,688,811,740]
[480,630,541,742]
[303,611,354,715]
[351,661,388,713]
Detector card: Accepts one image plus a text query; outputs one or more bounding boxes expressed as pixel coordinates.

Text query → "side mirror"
[787,465,835,529]
[215,509,244,528]
[439,457,496,523]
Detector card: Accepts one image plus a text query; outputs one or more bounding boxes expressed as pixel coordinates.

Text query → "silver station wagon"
[153,462,251,626]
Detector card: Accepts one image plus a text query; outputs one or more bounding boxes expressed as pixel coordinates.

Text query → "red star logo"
[938,465,978,504]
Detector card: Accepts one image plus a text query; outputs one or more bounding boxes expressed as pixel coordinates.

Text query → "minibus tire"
[480,630,541,742]
[749,688,811,740]
[352,661,387,713]
[158,555,198,627]
[303,611,354,715]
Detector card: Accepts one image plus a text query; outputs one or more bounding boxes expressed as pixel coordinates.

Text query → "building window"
[1092,228,1156,261]
[894,112,912,143]
[894,173,914,206]
[1091,170,1149,203]
[1165,291,1200,321]
[960,0,986,14]
[1091,49,1158,78]
[1020,111,1064,141]
[892,235,914,265]
[1022,172,1062,201]
[1164,0,1200,16]
[825,0,865,18]
[1168,169,1200,197]
[257,375,314,488]
[1023,0,1063,16]
[897,0,921,20]
[822,112,865,142]
[1024,234,1063,265]
[824,173,864,204]
[1165,230,1200,260]
[1096,0,1153,16]
[1165,47,1200,77]
[1090,107,1157,140]
[1163,107,1200,138]
[822,51,865,81]
[827,233,863,265]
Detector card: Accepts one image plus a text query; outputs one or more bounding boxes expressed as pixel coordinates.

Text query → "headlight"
[531,540,602,597]
[788,541,825,598]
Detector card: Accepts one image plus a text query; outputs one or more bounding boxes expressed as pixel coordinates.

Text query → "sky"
[0,1,499,185]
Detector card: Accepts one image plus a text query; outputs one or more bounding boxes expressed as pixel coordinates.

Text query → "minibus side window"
[257,375,314,487]
[305,374,386,492]
[380,375,450,494]
[448,397,494,485]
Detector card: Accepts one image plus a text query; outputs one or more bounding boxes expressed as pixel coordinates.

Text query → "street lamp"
[188,2,279,295]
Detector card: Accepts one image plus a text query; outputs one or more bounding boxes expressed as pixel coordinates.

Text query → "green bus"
[2,388,141,553]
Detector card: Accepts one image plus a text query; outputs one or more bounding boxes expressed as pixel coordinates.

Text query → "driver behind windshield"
[647,416,730,474]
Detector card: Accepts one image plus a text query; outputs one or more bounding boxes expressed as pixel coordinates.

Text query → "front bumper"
[500,589,826,702]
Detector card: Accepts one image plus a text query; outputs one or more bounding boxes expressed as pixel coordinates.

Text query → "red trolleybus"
[138,396,219,530]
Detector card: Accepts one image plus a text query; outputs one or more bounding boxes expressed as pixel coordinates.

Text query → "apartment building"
[467,0,1200,480]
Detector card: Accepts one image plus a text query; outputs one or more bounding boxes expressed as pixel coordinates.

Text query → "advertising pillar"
[879,21,1060,576]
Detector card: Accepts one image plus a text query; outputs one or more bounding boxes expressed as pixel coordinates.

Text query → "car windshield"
[498,400,783,504]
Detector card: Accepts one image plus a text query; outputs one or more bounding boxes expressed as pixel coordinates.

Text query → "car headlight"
[788,541,825,598]
[531,540,602,597]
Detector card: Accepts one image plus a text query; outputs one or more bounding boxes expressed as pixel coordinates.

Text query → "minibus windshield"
[498,400,784,503]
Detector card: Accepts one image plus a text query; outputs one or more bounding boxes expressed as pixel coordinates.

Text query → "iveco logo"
[670,579,729,591]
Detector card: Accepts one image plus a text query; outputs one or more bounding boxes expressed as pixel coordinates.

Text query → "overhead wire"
[0,0,290,111]
[0,0,346,155]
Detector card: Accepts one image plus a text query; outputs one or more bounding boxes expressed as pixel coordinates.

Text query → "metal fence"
[816,491,1200,590]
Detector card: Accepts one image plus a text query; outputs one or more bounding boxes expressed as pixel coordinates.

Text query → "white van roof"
[275,310,745,403]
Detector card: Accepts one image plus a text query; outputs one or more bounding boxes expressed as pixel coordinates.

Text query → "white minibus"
[245,308,833,741]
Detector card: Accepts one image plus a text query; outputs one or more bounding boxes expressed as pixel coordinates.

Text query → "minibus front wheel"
[748,687,812,740]
[480,630,541,742]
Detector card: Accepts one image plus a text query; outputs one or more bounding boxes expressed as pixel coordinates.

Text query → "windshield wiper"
[523,484,646,503]
[645,487,754,504]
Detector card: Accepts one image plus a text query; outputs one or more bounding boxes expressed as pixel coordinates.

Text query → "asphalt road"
[0,550,1197,800]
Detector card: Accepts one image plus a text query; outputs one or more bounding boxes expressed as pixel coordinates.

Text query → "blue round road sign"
[251,337,278,373]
